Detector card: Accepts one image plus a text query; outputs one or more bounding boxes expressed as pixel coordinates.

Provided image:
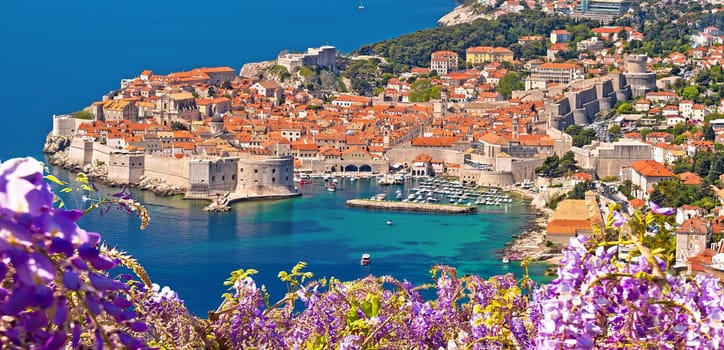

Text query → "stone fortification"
[545,75,623,130]
[386,147,465,166]
[572,139,653,178]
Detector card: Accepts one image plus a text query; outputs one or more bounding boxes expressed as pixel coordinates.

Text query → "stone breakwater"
[346,199,477,214]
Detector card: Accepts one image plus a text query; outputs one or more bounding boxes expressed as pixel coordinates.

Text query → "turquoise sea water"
[56,171,549,315]
[1,0,550,316]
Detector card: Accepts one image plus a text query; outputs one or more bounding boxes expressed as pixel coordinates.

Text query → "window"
[254,169,258,173]
[232,175,236,180]
[222,175,225,181]
[240,168,244,172]
[272,178,276,182]
[272,169,276,174]
[212,176,216,182]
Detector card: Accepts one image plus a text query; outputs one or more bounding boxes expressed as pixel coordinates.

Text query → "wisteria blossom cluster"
[2,156,724,349]
[0,157,151,348]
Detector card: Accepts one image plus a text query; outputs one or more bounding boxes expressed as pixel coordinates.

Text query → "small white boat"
[326,182,336,192]
[387,219,393,225]
[360,253,371,266]
[502,256,509,264]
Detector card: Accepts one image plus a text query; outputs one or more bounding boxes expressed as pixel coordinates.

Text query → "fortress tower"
[623,55,657,97]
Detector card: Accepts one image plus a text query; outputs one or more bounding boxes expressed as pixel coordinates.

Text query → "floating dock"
[346,199,477,214]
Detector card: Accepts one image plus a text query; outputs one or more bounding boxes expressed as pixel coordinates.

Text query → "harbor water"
[54,169,549,315]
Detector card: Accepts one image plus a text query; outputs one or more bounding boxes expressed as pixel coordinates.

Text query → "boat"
[360,253,371,266]
[387,219,393,225]
[326,182,336,192]
[502,256,509,264]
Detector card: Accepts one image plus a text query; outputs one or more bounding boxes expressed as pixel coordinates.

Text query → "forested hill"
[356,10,597,68]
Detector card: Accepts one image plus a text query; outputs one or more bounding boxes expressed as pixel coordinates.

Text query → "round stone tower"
[625,55,648,74]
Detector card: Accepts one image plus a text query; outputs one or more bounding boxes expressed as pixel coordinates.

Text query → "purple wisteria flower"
[649,201,675,216]
[0,157,149,349]
[611,210,628,227]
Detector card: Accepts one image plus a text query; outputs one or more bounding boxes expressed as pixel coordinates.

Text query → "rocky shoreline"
[502,189,560,263]
[44,136,187,197]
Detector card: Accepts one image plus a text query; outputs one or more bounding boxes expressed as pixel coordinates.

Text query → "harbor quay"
[346,199,477,214]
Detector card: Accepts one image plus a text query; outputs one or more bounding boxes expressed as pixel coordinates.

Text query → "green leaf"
[45,175,67,186]
[76,173,89,184]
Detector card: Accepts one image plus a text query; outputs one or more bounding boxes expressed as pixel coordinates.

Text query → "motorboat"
[326,182,336,192]
[360,253,371,266]
[502,256,509,264]
[387,219,393,225]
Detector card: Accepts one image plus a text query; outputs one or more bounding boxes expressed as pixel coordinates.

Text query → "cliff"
[437,4,492,26]
[238,60,277,79]
[43,134,73,154]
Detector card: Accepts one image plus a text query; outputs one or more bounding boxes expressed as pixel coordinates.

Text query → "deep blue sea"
[0,0,549,315]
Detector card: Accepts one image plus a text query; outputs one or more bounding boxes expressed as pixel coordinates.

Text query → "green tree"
[568,181,592,199]
[535,155,560,178]
[682,86,700,100]
[171,121,188,131]
[672,156,693,174]
[704,125,715,141]
[497,72,524,99]
[408,78,441,102]
[616,103,633,114]
[559,151,581,175]
[672,122,688,136]
[73,110,94,120]
[608,125,621,136]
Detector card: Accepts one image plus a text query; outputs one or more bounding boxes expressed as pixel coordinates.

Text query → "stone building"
[676,217,711,267]
[430,51,459,75]
[154,92,200,126]
[277,46,337,73]
[572,139,653,178]
[545,191,603,245]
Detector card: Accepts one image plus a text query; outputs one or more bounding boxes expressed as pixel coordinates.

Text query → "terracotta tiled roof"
[630,160,673,178]
[677,217,709,235]
[677,172,703,185]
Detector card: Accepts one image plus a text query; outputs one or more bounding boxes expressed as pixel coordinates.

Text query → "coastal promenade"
[346,199,477,214]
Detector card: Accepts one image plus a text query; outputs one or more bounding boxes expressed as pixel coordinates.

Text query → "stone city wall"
[144,155,190,188]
